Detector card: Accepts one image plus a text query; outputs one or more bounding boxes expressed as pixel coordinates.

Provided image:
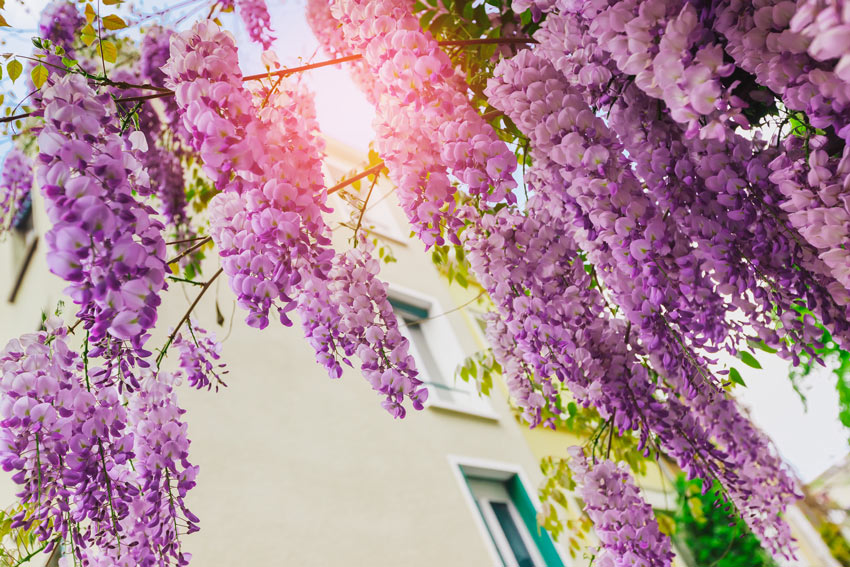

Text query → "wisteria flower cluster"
[0,149,33,233]
[5,0,850,564]
[0,318,198,566]
[173,322,229,391]
[323,0,518,245]
[37,74,167,374]
[164,20,425,417]
[568,447,675,567]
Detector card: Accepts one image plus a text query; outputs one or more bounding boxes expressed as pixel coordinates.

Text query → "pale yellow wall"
[0,143,568,567]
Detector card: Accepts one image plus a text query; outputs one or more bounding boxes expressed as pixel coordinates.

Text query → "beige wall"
[0,143,563,566]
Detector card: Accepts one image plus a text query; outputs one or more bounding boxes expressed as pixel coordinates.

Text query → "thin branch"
[166,236,211,265]
[114,91,173,104]
[167,235,209,246]
[157,267,223,368]
[328,162,384,195]
[353,171,379,244]
[439,37,537,47]
[242,54,363,82]
[402,289,486,329]
[1,37,534,123]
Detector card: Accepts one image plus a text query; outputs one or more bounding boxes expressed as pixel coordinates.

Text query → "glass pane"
[404,318,454,400]
[490,501,534,567]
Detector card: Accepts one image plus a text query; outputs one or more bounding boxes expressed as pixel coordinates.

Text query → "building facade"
[0,139,840,566]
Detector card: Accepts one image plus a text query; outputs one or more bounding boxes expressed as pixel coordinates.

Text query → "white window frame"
[478,495,546,567]
[388,284,497,420]
[447,456,569,567]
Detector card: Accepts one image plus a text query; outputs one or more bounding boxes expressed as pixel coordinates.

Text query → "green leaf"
[30,64,48,89]
[729,367,747,387]
[102,0,123,4]
[101,14,127,30]
[738,351,762,369]
[0,13,9,27]
[99,39,117,63]
[6,58,21,82]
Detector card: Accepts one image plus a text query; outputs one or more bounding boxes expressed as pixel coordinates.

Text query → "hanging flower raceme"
[35,74,167,382]
[329,0,518,246]
[464,200,733,492]
[237,0,276,49]
[576,0,748,140]
[0,318,137,558]
[298,239,427,418]
[485,48,726,401]
[306,0,381,104]
[165,21,424,417]
[115,370,198,567]
[163,21,323,328]
[0,149,34,233]
[534,2,850,361]
[173,322,228,391]
[769,135,850,294]
[713,0,850,298]
[567,447,675,567]
[486,47,799,559]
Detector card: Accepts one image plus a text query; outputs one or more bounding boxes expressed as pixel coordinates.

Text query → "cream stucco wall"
[0,141,568,566]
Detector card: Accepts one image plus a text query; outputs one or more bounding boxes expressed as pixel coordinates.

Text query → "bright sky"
[3,0,848,484]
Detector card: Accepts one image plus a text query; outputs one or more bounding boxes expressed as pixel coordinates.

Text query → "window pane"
[404,318,454,399]
[490,501,535,567]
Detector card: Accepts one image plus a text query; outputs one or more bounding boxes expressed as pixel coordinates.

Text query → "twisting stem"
[157,267,223,368]
[97,440,121,550]
[353,171,380,244]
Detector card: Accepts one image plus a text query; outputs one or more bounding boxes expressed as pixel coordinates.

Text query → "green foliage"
[819,521,850,567]
[787,306,850,442]
[455,348,499,396]
[675,477,777,567]
[0,505,54,566]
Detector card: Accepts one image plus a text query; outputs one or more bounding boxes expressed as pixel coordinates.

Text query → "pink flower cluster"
[36,74,167,361]
[485,44,800,558]
[306,0,381,103]
[237,0,276,49]
[173,322,228,391]
[0,149,33,233]
[164,21,425,417]
[298,239,427,418]
[568,447,675,567]
[328,0,518,246]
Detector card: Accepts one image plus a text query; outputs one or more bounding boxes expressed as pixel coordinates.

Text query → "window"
[389,293,495,418]
[452,459,565,567]
[7,191,37,304]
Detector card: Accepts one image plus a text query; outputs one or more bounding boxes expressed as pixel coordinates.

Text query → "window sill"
[426,397,500,422]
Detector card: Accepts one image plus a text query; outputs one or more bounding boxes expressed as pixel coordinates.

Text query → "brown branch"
[157,267,223,368]
[0,37,535,124]
[242,54,363,82]
[166,236,212,265]
[439,37,537,46]
[0,112,32,125]
[167,235,210,246]
[328,162,385,195]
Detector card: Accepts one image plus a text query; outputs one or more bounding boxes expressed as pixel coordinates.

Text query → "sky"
[3,0,848,484]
